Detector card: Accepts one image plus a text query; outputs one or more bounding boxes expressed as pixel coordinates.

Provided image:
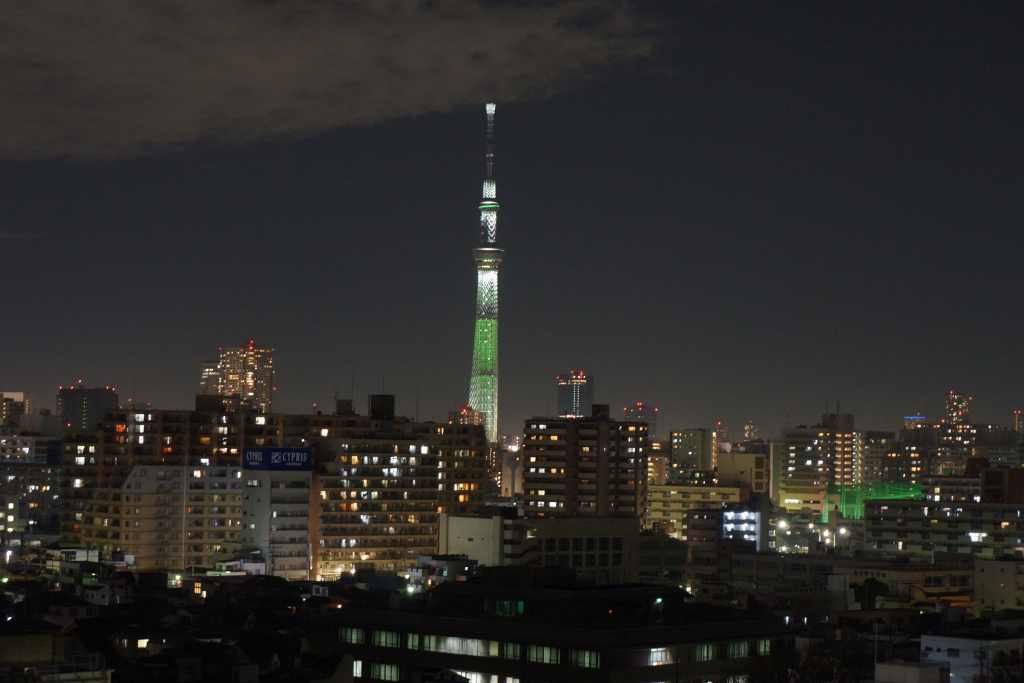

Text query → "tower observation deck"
[468,103,501,444]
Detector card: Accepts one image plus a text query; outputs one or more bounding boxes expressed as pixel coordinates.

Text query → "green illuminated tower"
[468,103,501,444]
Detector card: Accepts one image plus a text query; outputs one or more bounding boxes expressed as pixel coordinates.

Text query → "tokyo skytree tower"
[468,103,502,444]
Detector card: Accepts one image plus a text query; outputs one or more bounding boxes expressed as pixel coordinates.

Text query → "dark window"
[572,554,583,567]
[545,538,556,552]
[599,537,610,551]
[558,538,570,552]
[612,537,623,551]
[573,538,583,552]
[598,554,609,566]
[586,538,597,551]
[558,554,570,567]
[586,554,596,567]
[612,553,622,566]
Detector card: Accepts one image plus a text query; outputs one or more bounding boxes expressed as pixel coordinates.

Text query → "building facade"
[521,410,646,518]
[671,429,712,473]
[865,499,1024,558]
[312,423,488,578]
[241,447,312,579]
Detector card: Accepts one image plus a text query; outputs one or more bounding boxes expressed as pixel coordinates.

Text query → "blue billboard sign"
[242,447,312,471]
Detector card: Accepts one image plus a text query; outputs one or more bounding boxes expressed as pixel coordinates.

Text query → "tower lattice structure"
[468,103,501,444]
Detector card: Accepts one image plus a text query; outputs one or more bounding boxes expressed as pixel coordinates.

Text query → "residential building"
[0,464,60,540]
[522,407,646,518]
[865,499,1024,558]
[312,422,488,578]
[923,472,982,502]
[670,428,712,473]
[241,447,312,580]
[117,464,244,571]
[776,413,855,514]
[648,453,669,486]
[853,430,895,484]
[556,371,593,419]
[644,484,745,533]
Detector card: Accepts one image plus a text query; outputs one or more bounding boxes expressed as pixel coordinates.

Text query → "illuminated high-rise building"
[622,402,658,438]
[1015,410,1024,433]
[467,103,502,444]
[743,420,758,441]
[945,391,971,425]
[216,341,275,413]
[198,360,219,394]
[556,371,593,418]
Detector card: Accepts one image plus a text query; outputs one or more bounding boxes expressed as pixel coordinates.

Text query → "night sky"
[1,1,1022,438]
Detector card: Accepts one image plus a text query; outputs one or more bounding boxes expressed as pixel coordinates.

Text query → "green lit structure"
[821,482,923,522]
[468,104,501,443]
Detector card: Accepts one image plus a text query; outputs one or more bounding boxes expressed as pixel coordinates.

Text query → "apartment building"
[521,407,646,518]
[241,447,312,580]
[644,484,745,533]
[312,422,488,578]
[118,465,244,571]
[865,499,1024,558]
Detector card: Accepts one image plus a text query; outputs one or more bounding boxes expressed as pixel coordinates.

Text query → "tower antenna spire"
[468,103,502,444]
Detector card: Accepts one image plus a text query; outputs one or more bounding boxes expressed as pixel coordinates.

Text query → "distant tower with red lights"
[623,402,658,438]
[556,371,594,418]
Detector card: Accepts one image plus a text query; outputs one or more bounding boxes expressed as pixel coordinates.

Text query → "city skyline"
[1,3,1023,439]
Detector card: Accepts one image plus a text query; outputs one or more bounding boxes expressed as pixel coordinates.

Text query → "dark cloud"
[0,0,654,159]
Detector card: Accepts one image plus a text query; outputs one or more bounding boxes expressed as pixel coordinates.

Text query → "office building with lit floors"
[241,447,312,579]
[521,406,647,518]
[328,581,791,683]
[312,422,488,578]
